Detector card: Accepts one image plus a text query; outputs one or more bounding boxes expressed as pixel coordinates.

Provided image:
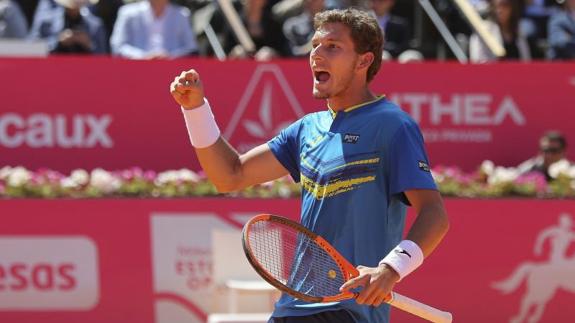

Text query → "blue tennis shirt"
[267,96,437,323]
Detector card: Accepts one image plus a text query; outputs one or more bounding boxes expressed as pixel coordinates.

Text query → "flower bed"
[1,161,574,198]
[433,161,574,198]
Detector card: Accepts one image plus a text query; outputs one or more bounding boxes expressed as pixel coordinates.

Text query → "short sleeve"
[267,119,302,182]
[388,119,437,202]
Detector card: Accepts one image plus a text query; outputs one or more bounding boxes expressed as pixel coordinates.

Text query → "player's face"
[309,23,361,100]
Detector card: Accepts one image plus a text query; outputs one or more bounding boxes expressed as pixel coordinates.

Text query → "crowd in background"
[0,0,573,61]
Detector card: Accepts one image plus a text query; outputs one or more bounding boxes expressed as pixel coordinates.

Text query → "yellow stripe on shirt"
[301,174,376,200]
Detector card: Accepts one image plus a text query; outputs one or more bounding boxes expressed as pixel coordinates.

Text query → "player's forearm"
[178,95,243,191]
[405,201,449,257]
[194,137,245,192]
[379,195,449,281]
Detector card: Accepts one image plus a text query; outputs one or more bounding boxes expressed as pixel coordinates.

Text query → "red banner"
[0,198,574,322]
[0,57,574,172]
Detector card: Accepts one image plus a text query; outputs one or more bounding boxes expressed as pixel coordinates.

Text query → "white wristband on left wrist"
[379,240,424,281]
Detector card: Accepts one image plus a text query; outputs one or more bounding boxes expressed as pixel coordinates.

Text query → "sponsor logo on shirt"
[418,161,430,172]
[343,133,360,144]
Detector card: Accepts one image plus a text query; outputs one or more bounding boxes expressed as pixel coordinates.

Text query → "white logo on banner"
[242,83,294,139]
[150,213,246,323]
[0,113,113,148]
[390,93,526,143]
[222,64,305,152]
[0,236,99,310]
[492,213,575,323]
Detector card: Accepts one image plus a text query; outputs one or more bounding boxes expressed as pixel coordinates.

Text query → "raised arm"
[170,69,289,192]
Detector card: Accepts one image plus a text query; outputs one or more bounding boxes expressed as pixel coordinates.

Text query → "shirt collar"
[328,95,386,118]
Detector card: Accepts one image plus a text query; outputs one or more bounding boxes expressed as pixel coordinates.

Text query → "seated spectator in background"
[271,0,305,22]
[521,0,562,58]
[368,0,422,62]
[13,0,41,29]
[547,0,575,59]
[89,0,123,47]
[28,0,107,54]
[523,0,562,39]
[282,0,324,56]
[470,0,532,62]
[225,0,291,60]
[518,131,571,182]
[0,0,28,38]
[110,0,198,59]
[471,0,491,16]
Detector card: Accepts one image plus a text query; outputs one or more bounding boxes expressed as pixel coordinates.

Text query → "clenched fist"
[170,69,205,109]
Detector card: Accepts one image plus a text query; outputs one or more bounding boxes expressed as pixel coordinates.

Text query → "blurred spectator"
[547,0,575,59]
[368,0,422,62]
[524,0,562,38]
[28,0,107,54]
[517,131,571,182]
[0,0,28,38]
[222,0,291,60]
[89,0,123,44]
[521,0,563,58]
[282,0,324,56]
[471,0,491,15]
[434,0,473,51]
[272,0,305,23]
[110,0,198,59]
[13,0,40,28]
[470,0,532,62]
[329,0,363,9]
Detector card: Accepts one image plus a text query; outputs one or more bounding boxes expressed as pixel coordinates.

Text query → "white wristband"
[181,98,221,148]
[379,240,424,281]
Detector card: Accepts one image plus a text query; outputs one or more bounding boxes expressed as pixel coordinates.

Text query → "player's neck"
[327,86,376,112]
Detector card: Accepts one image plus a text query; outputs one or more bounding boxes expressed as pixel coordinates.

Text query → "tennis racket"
[242,214,452,323]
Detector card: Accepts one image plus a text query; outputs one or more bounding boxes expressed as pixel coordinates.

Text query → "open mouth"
[314,70,331,83]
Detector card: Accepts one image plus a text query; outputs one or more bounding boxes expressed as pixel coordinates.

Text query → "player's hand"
[170,69,205,110]
[339,264,400,307]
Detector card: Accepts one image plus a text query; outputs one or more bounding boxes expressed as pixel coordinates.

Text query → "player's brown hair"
[313,8,384,83]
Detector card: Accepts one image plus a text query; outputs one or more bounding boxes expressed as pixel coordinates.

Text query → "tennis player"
[170,8,449,323]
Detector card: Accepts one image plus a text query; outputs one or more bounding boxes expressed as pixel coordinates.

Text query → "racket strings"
[248,221,346,298]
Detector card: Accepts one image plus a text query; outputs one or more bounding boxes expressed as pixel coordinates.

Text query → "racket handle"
[387,291,453,323]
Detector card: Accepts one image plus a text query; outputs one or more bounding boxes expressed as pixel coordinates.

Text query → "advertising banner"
[1,57,574,172]
[0,198,574,322]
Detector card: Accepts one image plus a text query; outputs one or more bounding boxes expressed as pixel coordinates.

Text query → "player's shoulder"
[364,98,421,142]
[299,110,332,124]
[278,111,323,134]
[371,97,416,126]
